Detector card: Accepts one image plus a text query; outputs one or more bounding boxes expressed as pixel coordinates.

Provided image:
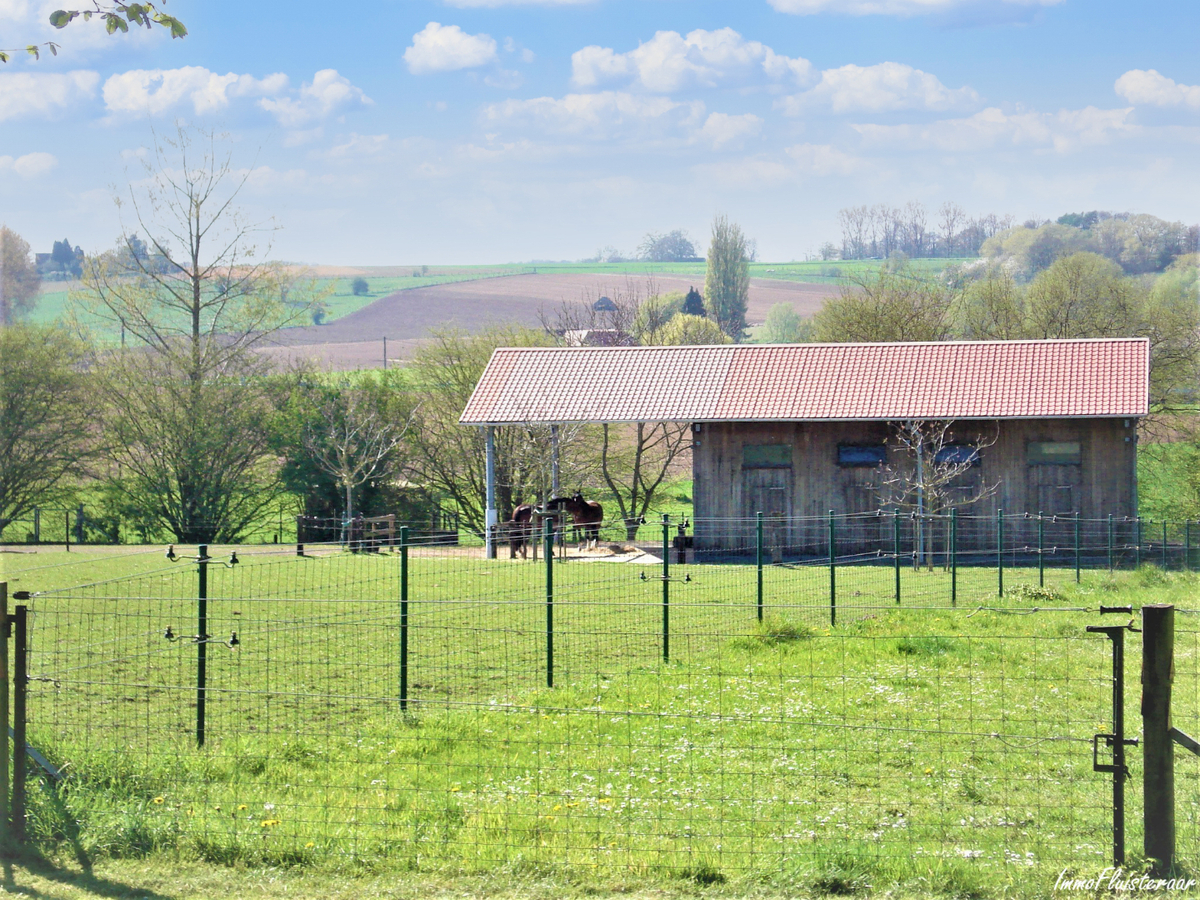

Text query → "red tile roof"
[460,339,1150,424]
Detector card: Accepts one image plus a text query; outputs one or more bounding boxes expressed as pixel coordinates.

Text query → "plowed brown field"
[257,273,837,370]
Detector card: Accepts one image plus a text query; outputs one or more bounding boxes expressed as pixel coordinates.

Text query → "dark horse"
[504,503,536,559]
[545,492,604,550]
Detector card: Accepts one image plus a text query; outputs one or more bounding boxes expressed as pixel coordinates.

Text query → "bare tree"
[305,388,415,521]
[877,420,998,567]
[939,202,965,257]
[598,422,691,539]
[77,125,321,542]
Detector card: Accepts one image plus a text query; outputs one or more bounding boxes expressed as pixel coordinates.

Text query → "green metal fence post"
[1080,513,1089,585]
[197,544,208,748]
[12,605,26,841]
[1135,517,1142,569]
[893,509,901,606]
[544,516,554,689]
[997,509,1004,598]
[399,526,409,711]
[950,508,957,608]
[1038,511,1045,588]
[1108,514,1115,573]
[828,510,836,628]
[1162,520,1168,570]
[756,512,764,623]
[662,514,670,663]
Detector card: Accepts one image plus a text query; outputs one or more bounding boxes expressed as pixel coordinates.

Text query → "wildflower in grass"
[305,841,315,849]
[152,796,164,805]
[261,818,281,828]
[924,768,933,775]
[238,804,248,811]
[450,785,462,792]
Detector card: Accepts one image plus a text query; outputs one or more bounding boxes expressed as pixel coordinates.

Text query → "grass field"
[1,545,1196,898]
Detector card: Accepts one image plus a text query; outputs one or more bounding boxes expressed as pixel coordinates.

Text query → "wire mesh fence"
[6,514,1195,888]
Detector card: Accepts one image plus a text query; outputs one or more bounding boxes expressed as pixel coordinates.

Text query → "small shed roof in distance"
[460,338,1150,425]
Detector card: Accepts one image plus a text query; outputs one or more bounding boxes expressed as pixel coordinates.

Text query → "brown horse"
[505,503,536,559]
[546,492,604,550]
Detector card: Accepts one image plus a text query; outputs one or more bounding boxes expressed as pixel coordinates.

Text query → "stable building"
[460,338,1149,555]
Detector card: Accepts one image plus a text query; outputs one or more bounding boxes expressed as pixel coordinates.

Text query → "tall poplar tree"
[704,215,750,341]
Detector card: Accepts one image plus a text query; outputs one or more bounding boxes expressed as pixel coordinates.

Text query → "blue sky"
[1,0,1197,264]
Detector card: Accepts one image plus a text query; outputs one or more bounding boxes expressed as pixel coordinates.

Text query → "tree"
[3,2,186,62]
[303,384,414,521]
[953,266,1024,340]
[658,314,730,346]
[813,263,957,343]
[405,325,587,534]
[682,286,705,317]
[762,303,809,343]
[598,422,691,539]
[704,214,750,341]
[638,230,696,262]
[0,226,41,323]
[0,325,93,537]
[632,291,684,344]
[351,276,369,296]
[877,420,997,568]
[77,125,318,543]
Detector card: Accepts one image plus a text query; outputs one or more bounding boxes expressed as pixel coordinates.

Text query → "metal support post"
[197,545,208,747]
[484,426,497,560]
[399,527,409,711]
[662,515,670,663]
[1075,514,1082,584]
[997,509,1004,598]
[12,606,26,841]
[1038,511,1045,587]
[756,512,764,623]
[893,509,901,606]
[828,510,836,628]
[1108,514,1114,573]
[0,584,8,845]
[950,509,957,608]
[544,516,554,688]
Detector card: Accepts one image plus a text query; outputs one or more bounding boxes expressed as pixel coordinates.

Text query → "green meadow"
[1,546,1195,898]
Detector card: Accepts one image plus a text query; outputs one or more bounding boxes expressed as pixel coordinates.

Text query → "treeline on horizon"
[831,201,1199,276]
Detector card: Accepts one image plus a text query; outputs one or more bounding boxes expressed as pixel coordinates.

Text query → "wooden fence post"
[1143,603,1175,876]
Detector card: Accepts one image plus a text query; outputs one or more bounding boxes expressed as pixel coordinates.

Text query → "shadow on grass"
[1,848,174,900]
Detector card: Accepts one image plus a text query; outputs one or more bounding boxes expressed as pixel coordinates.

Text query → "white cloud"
[484,91,705,139]
[0,70,99,121]
[103,67,287,116]
[780,62,978,114]
[0,151,57,178]
[785,142,864,175]
[258,70,372,127]
[697,112,762,148]
[572,28,812,93]
[1115,69,1200,110]
[325,133,390,158]
[852,105,1137,152]
[404,22,498,75]
[768,0,1061,15]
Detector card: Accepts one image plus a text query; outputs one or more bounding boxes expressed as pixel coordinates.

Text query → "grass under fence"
[1,546,1197,897]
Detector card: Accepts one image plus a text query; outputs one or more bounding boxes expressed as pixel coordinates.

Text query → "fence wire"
[9,514,1191,887]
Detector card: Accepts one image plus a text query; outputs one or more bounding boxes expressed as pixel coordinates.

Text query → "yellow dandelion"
[261,818,281,828]
[305,842,315,849]
[449,785,462,793]
[553,804,562,811]
[238,804,248,811]
[152,796,165,805]
[924,768,933,775]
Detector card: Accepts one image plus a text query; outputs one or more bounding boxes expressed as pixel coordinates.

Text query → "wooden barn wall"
[691,418,1136,552]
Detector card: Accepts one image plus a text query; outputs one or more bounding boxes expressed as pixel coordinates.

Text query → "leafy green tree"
[351,276,369,296]
[761,303,810,343]
[0,226,41,323]
[658,314,730,346]
[704,215,750,341]
[814,263,957,343]
[682,286,705,317]
[953,266,1024,340]
[633,291,685,344]
[0,325,93,537]
[77,126,319,543]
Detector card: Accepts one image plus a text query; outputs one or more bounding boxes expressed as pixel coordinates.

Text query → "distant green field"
[28,259,971,338]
